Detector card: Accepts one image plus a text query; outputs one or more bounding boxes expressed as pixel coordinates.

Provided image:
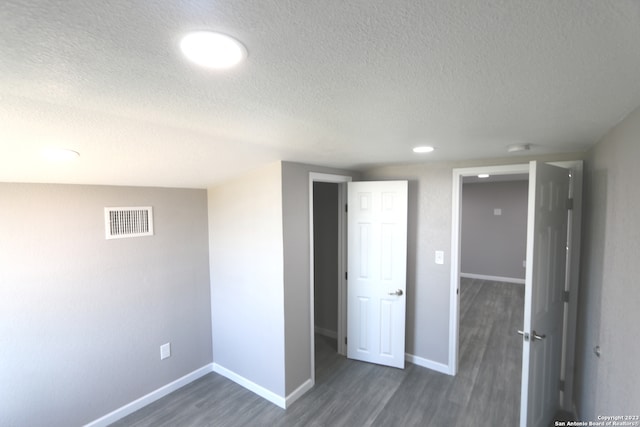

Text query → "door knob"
[388,289,404,296]
[517,330,545,342]
[517,330,529,341]
[532,330,546,341]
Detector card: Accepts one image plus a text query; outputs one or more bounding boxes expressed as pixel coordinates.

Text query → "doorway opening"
[458,173,530,423]
[312,181,341,382]
[308,173,351,385]
[450,161,584,423]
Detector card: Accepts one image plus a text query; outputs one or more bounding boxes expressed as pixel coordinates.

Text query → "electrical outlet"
[435,250,444,265]
[494,208,502,216]
[160,343,171,360]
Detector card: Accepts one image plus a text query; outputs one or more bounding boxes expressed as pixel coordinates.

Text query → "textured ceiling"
[1,0,640,188]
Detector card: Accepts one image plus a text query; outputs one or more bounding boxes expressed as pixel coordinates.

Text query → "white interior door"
[520,162,570,427]
[347,181,408,369]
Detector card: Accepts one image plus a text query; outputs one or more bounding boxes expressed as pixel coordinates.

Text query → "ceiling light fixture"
[41,148,80,162]
[412,146,435,154]
[507,143,531,153]
[180,31,247,69]
[478,173,490,179]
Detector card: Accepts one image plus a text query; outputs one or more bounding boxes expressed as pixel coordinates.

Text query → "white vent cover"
[104,207,154,239]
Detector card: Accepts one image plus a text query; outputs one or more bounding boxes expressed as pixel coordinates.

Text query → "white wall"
[208,162,286,396]
[0,184,212,427]
[461,180,528,281]
[575,106,640,418]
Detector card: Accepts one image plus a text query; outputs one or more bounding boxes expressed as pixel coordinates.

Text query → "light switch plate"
[160,343,171,360]
[435,250,444,265]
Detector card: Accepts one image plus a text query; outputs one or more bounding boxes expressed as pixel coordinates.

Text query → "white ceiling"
[2,0,640,188]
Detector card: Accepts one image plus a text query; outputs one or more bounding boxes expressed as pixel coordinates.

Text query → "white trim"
[450,164,529,376]
[285,379,314,408]
[85,364,213,427]
[314,326,338,339]
[308,172,352,184]
[336,182,348,357]
[460,273,525,285]
[405,353,452,375]
[308,172,352,388]
[212,363,286,409]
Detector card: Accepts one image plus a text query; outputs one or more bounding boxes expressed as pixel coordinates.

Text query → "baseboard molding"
[85,363,213,427]
[460,273,525,285]
[314,326,337,339]
[405,353,452,376]
[212,363,286,409]
[285,379,314,408]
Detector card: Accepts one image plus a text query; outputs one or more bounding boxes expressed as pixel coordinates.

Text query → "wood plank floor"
[111,278,524,426]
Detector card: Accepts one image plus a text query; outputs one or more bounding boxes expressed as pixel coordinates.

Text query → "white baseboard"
[212,363,287,409]
[405,353,452,376]
[314,326,337,339]
[285,379,314,408]
[85,363,213,427]
[460,273,525,285]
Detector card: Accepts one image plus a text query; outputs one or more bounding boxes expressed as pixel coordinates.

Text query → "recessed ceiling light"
[180,31,247,69]
[41,148,80,162]
[412,146,435,154]
[478,174,490,179]
[507,143,531,153]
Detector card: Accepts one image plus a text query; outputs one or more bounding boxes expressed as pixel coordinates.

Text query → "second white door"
[520,161,570,427]
[347,181,408,369]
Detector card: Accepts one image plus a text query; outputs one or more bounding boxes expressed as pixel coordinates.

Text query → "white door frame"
[308,172,352,385]
[449,161,583,411]
[449,163,530,376]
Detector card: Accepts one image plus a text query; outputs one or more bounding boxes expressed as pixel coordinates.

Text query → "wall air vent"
[104,207,154,239]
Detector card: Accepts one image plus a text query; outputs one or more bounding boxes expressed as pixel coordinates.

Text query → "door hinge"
[345,337,347,345]
[559,379,565,392]
[345,204,348,213]
[345,272,348,280]
[567,198,574,211]
[563,291,570,303]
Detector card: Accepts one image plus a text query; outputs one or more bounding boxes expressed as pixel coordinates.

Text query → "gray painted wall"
[208,162,286,396]
[461,180,528,280]
[313,182,339,334]
[574,106,640,418]
[362,152,585,366]
[208,161,357,399]
[0,184,211,427]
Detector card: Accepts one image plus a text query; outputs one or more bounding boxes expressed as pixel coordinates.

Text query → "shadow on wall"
[574,168,606,418]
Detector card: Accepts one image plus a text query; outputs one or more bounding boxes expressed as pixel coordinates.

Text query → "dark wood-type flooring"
[111,278,525,426]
